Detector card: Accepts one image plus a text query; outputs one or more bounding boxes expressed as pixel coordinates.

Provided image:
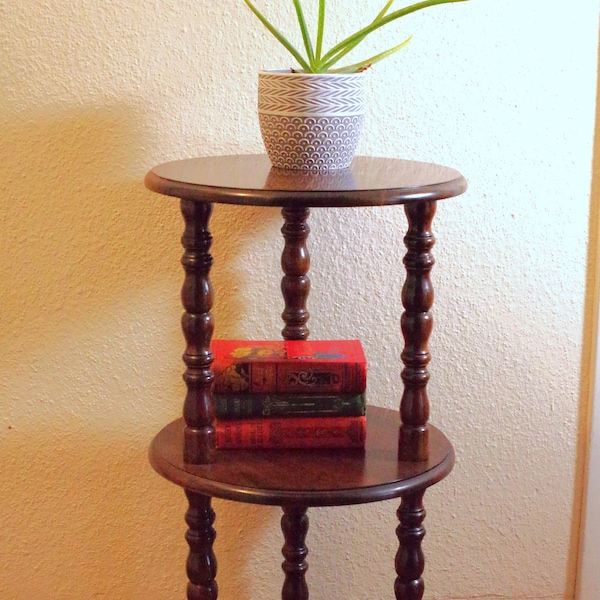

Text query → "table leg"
[281,207,311,341]
[399,200,436,461]
[185,490,218,600]
[281,505,309,600]
[180,199,216,464]
[395,491,426,600]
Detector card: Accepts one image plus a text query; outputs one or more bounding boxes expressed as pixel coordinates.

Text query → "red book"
[212,339,367,395]
[215,415,367,449]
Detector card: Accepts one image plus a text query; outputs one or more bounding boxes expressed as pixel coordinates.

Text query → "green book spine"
[215,392,366,419]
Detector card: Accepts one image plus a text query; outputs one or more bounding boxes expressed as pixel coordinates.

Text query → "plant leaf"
[315,0,325,62]
[292,0,315,68]
[243,0,312,72]
[328,36,412,73]
[377,0,397,19]
[319,0,468,67]
[313,0,399,72]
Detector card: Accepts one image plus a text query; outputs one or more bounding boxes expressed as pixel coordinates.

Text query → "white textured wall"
[1,1,598,599]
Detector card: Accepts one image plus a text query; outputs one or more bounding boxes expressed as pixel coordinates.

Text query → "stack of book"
[212,339,367,450]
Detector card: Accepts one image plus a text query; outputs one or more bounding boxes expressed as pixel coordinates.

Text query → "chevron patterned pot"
[258,70,366,171]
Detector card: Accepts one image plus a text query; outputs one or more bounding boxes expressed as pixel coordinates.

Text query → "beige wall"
[1,1,598,599]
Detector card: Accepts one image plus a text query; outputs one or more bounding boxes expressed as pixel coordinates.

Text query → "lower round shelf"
[149,406,454,507]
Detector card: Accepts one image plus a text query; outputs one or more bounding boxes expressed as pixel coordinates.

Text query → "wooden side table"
[145,154,467,600]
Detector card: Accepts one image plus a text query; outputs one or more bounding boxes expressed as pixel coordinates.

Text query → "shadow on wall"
[0,106,279,354]
[0,106,282,599]
[0,106,179,354]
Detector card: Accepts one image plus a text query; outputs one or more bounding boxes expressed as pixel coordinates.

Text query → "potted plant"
[245,0,468,170]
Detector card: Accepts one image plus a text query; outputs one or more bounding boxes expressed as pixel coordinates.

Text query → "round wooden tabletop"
[145,154,467,207]
[149,406,454,507]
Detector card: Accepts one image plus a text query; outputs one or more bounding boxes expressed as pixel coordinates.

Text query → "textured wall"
[1,1,598,599]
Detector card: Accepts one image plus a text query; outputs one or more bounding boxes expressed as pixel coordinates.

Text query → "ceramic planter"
[258,70,366,171]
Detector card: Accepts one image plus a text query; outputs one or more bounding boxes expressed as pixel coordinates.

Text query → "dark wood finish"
[145,154,468,600]
[180,199,216,464]
[145,155,467,207]
[281,506,309,600]
[184,490,218,600]
[395,491,426,600]
[281,207,311,340]
[148,406,454,507]
[398,200,436,462]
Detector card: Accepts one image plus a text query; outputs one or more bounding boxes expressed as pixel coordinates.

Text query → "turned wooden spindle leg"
[281,207,311,341]
[395,491,426,600]
[281,505,309,600]
[399,200,436,462]
[180,199,216,464]
[185,490,218,600]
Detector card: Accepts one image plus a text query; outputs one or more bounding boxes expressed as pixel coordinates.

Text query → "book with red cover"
[215,415,367,449]
[211,339,367,395]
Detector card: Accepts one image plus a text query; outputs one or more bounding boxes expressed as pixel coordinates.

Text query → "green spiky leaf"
[244,0,469,73]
